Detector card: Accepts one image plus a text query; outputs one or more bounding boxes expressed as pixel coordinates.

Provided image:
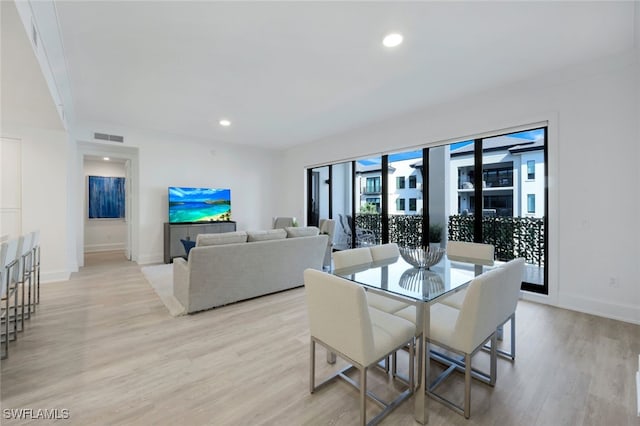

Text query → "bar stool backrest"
[1,239,19,297]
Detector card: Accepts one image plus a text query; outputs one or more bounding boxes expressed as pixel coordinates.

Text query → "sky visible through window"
[356,129,544,166]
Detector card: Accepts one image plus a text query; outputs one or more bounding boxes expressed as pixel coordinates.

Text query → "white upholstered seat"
[304,269,415,426]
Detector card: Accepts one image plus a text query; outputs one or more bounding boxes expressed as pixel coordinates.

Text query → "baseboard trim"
[85,243,126,253]
[559,293,640,325]
[41,270,71,283]
[136,253,164,265]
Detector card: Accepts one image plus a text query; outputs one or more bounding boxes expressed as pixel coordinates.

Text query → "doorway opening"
[77,142,139,268]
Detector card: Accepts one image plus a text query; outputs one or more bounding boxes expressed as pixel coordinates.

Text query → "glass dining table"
[333,255,479,424]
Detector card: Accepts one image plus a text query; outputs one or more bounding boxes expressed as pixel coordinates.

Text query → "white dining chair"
[318,219,336,270]
[441,254,524,361]
[304,269,415,426]
[440,240,495,310]
[493,258,525,360]
[426,267,505,418]
[332,247,372,270]
[369,242,399,263]
[334,247,408,314]
[445,240,495,266]
[272,216,296,229]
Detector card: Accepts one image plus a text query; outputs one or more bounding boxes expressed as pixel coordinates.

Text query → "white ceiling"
[49,1,637,149]
[1,1,64,131]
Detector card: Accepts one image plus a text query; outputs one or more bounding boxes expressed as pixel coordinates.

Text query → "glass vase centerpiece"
[399,246,445,269]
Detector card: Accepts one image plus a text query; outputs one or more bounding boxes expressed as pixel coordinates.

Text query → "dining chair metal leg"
[19,276,25,331]
[360,367,367,426]
[464,353,471,419]
[510,313,516,360]
[489,333,497,386]
[310,339,316,393]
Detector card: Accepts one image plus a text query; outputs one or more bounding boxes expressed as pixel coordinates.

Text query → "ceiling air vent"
[94,132,124,143]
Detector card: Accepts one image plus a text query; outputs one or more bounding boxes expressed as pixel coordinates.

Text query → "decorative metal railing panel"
[354,213,545,266]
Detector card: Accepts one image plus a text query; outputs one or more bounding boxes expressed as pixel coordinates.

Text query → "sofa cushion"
[285,226,319,238]
[196,231,248,247]
[246,229,287,242]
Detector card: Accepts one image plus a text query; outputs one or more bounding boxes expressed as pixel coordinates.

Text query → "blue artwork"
[88,176,125,219]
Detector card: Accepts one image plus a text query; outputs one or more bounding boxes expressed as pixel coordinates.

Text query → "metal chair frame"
[310,335,415,426]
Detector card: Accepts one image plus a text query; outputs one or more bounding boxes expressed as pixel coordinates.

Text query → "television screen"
[168,187,231,223]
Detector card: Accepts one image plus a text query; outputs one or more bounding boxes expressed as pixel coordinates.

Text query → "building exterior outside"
[354,135,544,221]
[356,159,424,215]
[449,136,545,218]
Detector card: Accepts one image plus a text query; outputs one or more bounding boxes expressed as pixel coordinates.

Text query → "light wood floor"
[1,252,639,425]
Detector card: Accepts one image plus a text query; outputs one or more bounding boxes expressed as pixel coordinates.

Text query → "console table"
[163,221,236,263]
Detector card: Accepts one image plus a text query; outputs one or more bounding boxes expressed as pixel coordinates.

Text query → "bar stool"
[1,239,20,358]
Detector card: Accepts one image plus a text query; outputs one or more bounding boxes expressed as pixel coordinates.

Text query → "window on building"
[409,175,417,188]
[396,198,405,211]
[527,160,535,180]
[483,165,513,187]
[409,198,417,211]
[483,194,513,217]
[396,176,405,189]
[365,177,381,193]
[527,194,535,213]
[365,197,381,213]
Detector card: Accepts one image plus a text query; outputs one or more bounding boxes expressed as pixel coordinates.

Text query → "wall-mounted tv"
[168,187,231,223]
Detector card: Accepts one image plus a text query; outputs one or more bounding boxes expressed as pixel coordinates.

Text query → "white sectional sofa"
[173,227,328,313]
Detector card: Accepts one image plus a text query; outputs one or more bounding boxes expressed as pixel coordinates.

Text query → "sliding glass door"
[307,125,548,294]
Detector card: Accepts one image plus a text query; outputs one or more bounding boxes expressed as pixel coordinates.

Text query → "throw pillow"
[196,231,248,247]
[285,226,320,238]
[246,229,287,242]
[180,239,196,256]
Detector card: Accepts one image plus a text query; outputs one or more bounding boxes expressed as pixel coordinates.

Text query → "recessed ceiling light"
[219,119,231,127]
[103,157,110,161]
[382,33,403,48]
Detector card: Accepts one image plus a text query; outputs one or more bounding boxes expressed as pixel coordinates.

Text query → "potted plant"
[429,223,443,249]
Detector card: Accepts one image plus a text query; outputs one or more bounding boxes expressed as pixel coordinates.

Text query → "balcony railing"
[354,213,545,266]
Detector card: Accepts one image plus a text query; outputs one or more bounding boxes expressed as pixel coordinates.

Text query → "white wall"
[74,125,281,264]
[1,137,22,239]
[83,159,127,253]
[1,124,70,282]
[281,50,640,324]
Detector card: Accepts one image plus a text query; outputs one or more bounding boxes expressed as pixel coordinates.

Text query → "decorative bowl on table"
[399,246,445,269]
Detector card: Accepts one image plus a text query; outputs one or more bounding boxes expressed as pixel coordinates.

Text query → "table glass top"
[333,256,482,303]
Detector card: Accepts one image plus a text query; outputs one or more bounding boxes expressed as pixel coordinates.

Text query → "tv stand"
[164,221,236,263]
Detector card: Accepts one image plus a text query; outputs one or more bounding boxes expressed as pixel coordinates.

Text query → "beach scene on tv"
[169,187,231,223]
